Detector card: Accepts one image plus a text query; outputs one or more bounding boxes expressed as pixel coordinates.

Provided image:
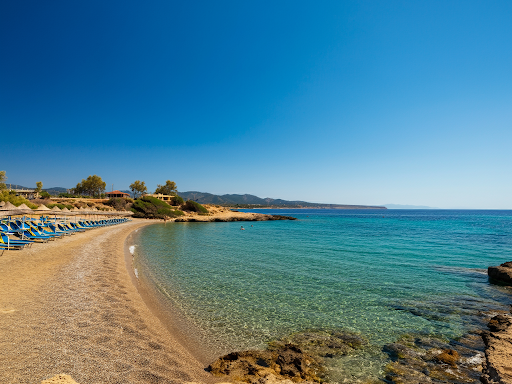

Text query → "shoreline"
[0,219,217,384]
[2,213,510,383]
[124,225,220,366]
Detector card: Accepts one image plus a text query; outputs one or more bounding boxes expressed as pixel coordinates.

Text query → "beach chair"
[0,233,32,248]
[48,223,74,235]
[18,230,50,243]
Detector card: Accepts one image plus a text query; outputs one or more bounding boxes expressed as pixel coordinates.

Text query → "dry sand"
[0,219,219,384]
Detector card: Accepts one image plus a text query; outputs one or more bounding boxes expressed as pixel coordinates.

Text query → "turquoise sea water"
[133,210,512,381]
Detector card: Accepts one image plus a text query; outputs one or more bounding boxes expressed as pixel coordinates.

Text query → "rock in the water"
[481,312,512,384]
[383,335,483,384]
[488,262,512,285]
[268,329,367,358]
[434,349,459,367]
[207,344,323,383]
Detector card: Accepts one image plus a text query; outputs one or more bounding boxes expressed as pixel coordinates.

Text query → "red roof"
[106,190,129,195]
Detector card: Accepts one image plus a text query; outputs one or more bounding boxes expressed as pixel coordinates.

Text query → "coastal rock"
[383,335,483,384]
[207,344,323,383]
[487,314,512,332]
[208,329,368,383]
[481,313,512,384]
[174,214,297,223]
[488,262,512,286]
[268,329,367,358]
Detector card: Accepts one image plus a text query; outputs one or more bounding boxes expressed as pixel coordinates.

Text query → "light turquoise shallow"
[134,209,512,379]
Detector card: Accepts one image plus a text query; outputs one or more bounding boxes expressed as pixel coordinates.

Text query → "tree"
[72,175,106,197]
[35,181,43,193]
[0,171,6,190]
[129,180,147,198]
[154,180,178,196]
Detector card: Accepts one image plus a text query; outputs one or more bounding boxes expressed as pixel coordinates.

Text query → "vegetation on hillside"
[131,196,184,219]
[0,190,38,209]
[183,200,209,214]
[40,191,51,199]
[172,194,184,206]
[106,197,133,211]
[46,203,74,210]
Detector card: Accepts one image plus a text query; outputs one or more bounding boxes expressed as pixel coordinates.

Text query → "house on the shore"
[11,188,39,200]
[106,190,130,198]
[145,193,174,202]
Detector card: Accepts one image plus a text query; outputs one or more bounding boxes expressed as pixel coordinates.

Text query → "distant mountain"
[44,187,68,195]
[6,184,68,195]
[383,204,436,209]
[178,191,386,209]
[4,184,30,190]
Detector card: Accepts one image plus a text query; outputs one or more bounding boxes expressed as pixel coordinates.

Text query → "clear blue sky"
[1,1,511,208]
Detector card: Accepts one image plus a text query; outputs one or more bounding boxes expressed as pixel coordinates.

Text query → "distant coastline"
[233,205,387,209]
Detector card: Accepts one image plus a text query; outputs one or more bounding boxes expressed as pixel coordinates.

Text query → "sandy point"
[0,219,222,384]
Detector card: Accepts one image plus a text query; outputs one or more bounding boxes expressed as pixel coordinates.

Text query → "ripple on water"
[135,210,512,381]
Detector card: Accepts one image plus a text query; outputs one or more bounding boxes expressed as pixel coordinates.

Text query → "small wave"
[134,268,139,278]
[129,245,135,255]
[433,265,488,275]
[465,353,484,365]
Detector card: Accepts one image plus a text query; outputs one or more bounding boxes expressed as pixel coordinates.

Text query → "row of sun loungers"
[0,216,130,254]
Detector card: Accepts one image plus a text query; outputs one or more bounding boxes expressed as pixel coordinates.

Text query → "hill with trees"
[178,191,386,209]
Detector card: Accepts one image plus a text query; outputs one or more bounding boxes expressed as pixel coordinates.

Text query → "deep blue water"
[133,210,512,381]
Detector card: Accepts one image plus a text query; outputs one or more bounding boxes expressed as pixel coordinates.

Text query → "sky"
[1,1,511,209]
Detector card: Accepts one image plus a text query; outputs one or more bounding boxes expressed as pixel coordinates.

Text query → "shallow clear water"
[134,210,512,380]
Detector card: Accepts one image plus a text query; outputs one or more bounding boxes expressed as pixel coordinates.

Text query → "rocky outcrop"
[488,262,512,286]
[481,312,512,384]
[175,214,297,222]
[207,330,367,383]
[267,329,367,358]
[207,344,323,383]
[383,334,484,383]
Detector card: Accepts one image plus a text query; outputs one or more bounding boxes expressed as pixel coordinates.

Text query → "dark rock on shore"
[488,262,512,286]
[207,329,367,383]
[207,344,324,383]
[175,214,297,222]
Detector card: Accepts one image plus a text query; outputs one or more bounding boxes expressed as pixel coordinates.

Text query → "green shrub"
[47,203,67,210]
[131,196,184,219]
[182,200,209,214]
[0,190,38,209]
[106,197,133,211]
[40,191,51,199]
[172,195,184,206]
[58,192,75,198]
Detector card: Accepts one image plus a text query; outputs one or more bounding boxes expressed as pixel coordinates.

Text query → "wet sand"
[0,219,217,384]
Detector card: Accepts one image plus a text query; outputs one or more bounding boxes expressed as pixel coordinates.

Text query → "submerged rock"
[268,329,367,358]
[383,334,483,384]
[207,329,367,383]
[488,261,512,286]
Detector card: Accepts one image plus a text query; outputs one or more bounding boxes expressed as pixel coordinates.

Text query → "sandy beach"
[0,219,217,384]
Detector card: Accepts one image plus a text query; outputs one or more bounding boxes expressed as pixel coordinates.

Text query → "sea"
[132,209,512,382]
